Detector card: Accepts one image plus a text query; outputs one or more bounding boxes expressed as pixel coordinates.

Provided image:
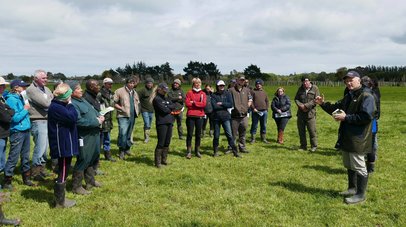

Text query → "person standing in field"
[229,75,252,153]
[69,81,104,195]
[151,83,176,168]
[48,83,77,208]
[138,77,155,143]
[315,71,375,204]
[26,69,53,181]
[114,76,140,160]
[167,79,185,140]
[185,77,206,159]
[249,79,270,144]
[271,87,292,144]
[202,84,214,137]
[98,78,116,162]
[294,76,320,152]
[211,80,241,157]
[0,77,14,179]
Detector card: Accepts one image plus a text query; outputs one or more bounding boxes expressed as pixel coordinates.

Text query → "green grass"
[3,85,406,226]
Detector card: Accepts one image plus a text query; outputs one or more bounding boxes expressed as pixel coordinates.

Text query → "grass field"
[3,85,406,226]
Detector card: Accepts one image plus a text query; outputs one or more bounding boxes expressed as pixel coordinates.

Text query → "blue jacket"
[211,90,233,121]
[48,99,79,158]
[4,92,31,132]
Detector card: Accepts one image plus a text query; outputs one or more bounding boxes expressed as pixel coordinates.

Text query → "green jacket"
[320,86,375,153]
[138,87,154,113]
[295,84,320,119]
[98,86,114,132]
[71,97,101,136]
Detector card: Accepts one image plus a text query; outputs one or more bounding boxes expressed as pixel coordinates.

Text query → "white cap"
[103,78,113,84]
[0,76,10,85]
[216,80,225,86]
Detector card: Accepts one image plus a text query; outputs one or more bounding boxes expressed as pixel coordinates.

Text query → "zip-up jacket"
[211,90,233,121]
[185,89,206,117]
[4,92,31,132]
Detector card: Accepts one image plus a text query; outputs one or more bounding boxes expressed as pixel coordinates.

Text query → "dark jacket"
[83,90,101,112]
[320,86,375,153]
[153,94,175,125]
[167,87,185,111]
[271,94,292,119]
[294,84,320,119]
[48,99,79,158]
[0,96,15,139]
[211,90,233,121]
[204,91,213,114]
[98,86,114,132]
[139,87,154,113]
[71,97,101,136]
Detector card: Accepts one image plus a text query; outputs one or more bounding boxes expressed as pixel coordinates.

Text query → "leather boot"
[31,165,45,181]
[195,146,202,158]
[144,129,150,143]
[186,146,192,159]
[261,133,269,144]
[72,171,91,195]
[213,147,219,157]
[0,205,20,226]
[40,165,52,178]
[277,130,284,144]
[161,147,169,165]
[367,162,375,174]
[104,150,116,162]
[22,171,35,186]
[249,134,255,144]
[84,167,102,190]
[339,169,357,196]
[232,146,242,158]
[154,148,162,168]
[54,181,76,208]
[345,174,368,204]
[2,176,13,190]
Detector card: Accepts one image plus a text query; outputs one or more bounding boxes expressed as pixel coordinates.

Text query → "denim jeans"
[213,120,235,149]
[117,117,136,151]
[5,130,31,176]
[0,138,7,172]
[101,131,111,151]
[31,120,48,166]
[141,112,154,130]
[250,111,268,135]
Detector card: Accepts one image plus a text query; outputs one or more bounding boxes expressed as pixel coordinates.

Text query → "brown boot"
[72,171,91,195]
[277,130,284,144]
[22,171,36,187]
[84,167,102,190]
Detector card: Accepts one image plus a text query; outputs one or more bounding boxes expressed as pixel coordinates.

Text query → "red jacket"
[185,89,206,117]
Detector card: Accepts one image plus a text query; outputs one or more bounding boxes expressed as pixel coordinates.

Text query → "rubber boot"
[144,129,150,143]
[209,130,213,138]
[195,146,202,158]
[161,147,169,165]
[232,146,242,158]
[22,171,36,186]
[104,150,116,162]
[345,174,368,204]
[119,150,125,160]
[186,146,192,159]
[72,171,91,195]
[154,148,162,168]
[213,147,219,157]
[0,205,20,226]
[249,134,255,144]
[84,167,102,190]
[2,176,13,191]
[54,181,76,208]
[367,162,375,174]
[339,169,357,196]
[261,133,269,144]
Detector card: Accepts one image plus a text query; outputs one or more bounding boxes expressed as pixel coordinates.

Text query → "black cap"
[10,80,29,89]
[343,71,361,80]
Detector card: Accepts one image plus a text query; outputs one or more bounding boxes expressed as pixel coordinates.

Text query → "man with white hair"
[26,69,53,181]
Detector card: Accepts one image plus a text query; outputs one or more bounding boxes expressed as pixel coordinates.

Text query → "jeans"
[0,138,7,172]
[117,117,136,151]
[250,111,268,135]
[213,120,236,149]
[101,131,111,151]
[31,120,48,166]
[186,117,203,149]
[174,113,184,138]
[5,131,31,177]
[142,112,154,130]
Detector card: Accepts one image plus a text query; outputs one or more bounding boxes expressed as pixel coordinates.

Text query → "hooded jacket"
[4,92,31,132]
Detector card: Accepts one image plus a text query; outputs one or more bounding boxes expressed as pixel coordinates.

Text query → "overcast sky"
[1,0,406,76]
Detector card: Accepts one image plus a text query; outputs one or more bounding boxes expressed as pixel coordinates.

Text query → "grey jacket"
[26,82,53,120]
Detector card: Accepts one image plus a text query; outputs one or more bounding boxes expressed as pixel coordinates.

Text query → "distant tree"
[204,62,221,81]
[183,61,206,81]
[336,67,348,80]
[6,73,15,80]
[54,72,67,81]
[244,64,262,79]
[160,62,174,81]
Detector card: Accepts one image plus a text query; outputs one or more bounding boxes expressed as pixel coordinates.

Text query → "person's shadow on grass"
[21,188,54,207]
[302,165,346,175]
[269,181,340,198]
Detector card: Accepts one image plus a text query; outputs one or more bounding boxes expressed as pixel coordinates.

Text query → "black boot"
[104,151,116,162]
[195,146,202,158]
[155,148,163,168]
[161,147,169,165]
[0,205,20,226]
[345,174,368,204]
[22,171,36,186]
[2,176,13,191]
[367,162,375,174]
[186,146,192,159]
[249,134,255,144]
[72,171,91,195]
[232,146,242,158]
[339,169,357,196]
[84,167,102,190]
[213,147,219,157]
[54,181,76,208]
